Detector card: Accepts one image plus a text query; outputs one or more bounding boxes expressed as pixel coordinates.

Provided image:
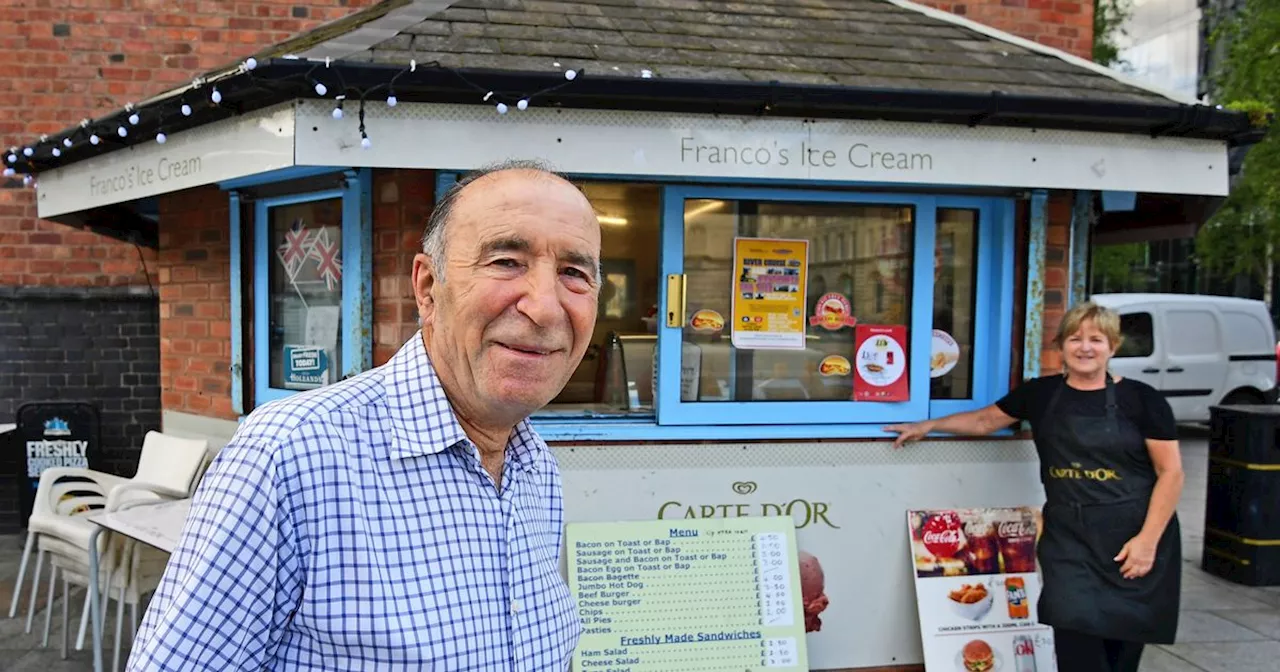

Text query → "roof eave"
[8,58,1253,176]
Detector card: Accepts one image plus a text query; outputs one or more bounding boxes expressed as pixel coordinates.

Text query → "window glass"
[1116,312,1155,358]
[931,209,978,399]
[539,182,662,417]
[680,199,914,402]
[267,198,345,390]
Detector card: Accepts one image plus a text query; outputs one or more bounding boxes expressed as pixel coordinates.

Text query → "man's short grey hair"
[422,159,597,283]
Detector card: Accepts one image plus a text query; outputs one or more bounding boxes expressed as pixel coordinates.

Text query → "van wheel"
[1221,390,1264,407]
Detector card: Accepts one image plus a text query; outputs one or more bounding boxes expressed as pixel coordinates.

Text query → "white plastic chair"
[8,431,209,634]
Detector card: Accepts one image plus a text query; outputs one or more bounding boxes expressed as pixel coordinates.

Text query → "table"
[86,499,190,672]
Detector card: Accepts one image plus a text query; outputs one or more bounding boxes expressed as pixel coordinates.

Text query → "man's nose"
[516,262,564,327]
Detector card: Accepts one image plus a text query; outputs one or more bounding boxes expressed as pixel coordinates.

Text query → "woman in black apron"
[887,301,1185,671]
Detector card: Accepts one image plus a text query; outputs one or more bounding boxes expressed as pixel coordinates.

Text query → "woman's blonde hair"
[1055,301,1124,352]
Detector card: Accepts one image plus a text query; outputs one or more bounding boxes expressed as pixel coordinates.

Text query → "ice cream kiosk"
[10,1,1249,669]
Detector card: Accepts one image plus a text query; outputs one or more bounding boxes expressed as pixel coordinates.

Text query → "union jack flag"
[276,219,314,279]
[311,233,342,291]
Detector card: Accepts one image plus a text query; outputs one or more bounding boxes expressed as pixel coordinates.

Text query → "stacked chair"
[8,430,212,671]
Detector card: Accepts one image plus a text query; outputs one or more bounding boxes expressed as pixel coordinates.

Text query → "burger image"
[961,639,994,672]
[689,309,725,332]
[818,355,851,377]
[797,552,829,633]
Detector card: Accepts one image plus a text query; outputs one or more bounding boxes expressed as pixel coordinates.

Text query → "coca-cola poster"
[906,507,1058,671]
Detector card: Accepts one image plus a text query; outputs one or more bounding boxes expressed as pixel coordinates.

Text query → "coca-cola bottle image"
[1013,634,1038,672]
[961,512,1000,575]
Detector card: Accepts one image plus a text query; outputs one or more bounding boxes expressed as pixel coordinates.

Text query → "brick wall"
[0,286,160,530]
[920,0,1095,60]
[0,0,376,290]
[157,186,235,420]
[373,169,436,366]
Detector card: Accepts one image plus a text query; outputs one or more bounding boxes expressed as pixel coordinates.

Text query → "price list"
[567,517,808,672]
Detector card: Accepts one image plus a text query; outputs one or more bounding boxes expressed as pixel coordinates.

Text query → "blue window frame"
[432,171,1014,440]
[235,170,372,407]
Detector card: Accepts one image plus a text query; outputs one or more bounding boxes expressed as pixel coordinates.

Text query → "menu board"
[731,237,809,350]
[853,325,909,401]
[567,517,809,672]
[907,507,1057,671]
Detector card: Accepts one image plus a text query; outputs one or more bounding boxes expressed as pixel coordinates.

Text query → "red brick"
[918,0,1094,58]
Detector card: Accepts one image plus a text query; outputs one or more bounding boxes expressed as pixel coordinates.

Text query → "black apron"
[1034,375,1180,644]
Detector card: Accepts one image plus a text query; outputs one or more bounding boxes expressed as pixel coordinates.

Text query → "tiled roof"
[339,0,1176,107]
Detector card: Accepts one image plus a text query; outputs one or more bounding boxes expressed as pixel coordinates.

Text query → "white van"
[1091,293,1278,423]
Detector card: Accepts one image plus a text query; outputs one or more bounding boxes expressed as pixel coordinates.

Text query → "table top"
[87,498,190,555]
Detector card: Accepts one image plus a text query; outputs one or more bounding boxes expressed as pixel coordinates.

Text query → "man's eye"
[493,258,521,268]
[562,268,591,280]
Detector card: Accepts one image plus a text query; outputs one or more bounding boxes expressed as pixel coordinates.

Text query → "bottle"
[1012,634,1037,672]
[1006,577,1029,619]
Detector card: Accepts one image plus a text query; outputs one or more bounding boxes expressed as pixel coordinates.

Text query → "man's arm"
[127,435,302,671]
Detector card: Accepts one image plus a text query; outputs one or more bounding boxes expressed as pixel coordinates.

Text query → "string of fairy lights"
[4,55,649,187]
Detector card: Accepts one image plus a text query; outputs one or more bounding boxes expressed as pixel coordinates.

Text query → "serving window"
[433,175,1014,436]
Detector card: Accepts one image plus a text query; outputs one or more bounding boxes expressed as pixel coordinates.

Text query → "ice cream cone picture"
[798,551,829,633]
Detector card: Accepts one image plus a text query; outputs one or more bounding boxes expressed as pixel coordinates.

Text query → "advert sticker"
[853,325,909,401]
[809,293,858,331]
[689,309,725,333]
[930,329,960,378]
[818,355,852,377]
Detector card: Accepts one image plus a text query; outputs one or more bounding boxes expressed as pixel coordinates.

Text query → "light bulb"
[314,82,327,96]
[156,132,167,144]
[117,126,128,137]
[51,147,61,157]
[90,134,100,145]
[496,102,508,114]
[5,153,15,163]
[517,99,528,110]
[62,138,72,148]
[22,147,33,157]
[387,94,397,107]
[332,107,344,119]
[565,69,577,81]
[181,104,192,116]
[211,88,222,104]
[2,168,12,177]
[245,57,257,70]
[641,69,653,78]
[361,136,371,149]
[23,175,32,186]
[129,113,140,125]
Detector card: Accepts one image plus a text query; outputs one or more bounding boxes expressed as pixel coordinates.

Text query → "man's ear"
[412,253,439,326]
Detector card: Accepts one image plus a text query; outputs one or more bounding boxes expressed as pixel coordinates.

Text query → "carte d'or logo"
[656,481,839,529]
[1048,462,1122,482]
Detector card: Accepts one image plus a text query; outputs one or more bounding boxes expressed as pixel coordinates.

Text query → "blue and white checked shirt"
[128,334,582,671]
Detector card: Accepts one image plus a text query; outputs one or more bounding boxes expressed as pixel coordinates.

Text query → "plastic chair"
[8,431,209,632]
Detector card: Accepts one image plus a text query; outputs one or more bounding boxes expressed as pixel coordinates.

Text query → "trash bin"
[1203,404,1280,586]
[15,402,102,526]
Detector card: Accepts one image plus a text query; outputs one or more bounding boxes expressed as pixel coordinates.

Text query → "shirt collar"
[383,332,544,471]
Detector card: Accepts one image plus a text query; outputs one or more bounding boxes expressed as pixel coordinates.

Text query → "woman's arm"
[884,404,1019,449]
[1115,438,1184,579]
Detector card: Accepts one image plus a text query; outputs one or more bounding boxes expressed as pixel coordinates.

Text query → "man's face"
[413,170,601,425]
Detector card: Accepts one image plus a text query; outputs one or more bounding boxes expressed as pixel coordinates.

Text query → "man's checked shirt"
[128,334,582,671]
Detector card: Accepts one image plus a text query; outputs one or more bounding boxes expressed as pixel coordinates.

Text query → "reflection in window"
[541,182,662,417]
[681,199,915,402]
[931,209,978,399]
[268,199,344,391]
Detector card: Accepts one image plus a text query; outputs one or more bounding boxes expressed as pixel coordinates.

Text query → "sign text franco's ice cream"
[680,136,934,172]
[88,156,203,198]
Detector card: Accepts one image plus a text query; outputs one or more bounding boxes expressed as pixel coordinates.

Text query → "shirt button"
[511,600,520,614]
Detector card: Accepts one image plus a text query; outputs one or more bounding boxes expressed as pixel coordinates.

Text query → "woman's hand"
[884,421,934,450]
[1115,535,1158,579]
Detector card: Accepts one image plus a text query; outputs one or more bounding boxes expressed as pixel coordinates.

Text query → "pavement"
[0,429,1276,671]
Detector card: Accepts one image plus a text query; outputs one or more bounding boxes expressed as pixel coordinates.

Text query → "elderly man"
[128,160,599,670]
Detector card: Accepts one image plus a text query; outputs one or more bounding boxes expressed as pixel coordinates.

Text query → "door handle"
[1142,368,1160,374]
[665,274,687,328]
[1167,367,1184,373]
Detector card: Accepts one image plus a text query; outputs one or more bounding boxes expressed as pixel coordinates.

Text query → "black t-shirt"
[995,374,1178,441]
